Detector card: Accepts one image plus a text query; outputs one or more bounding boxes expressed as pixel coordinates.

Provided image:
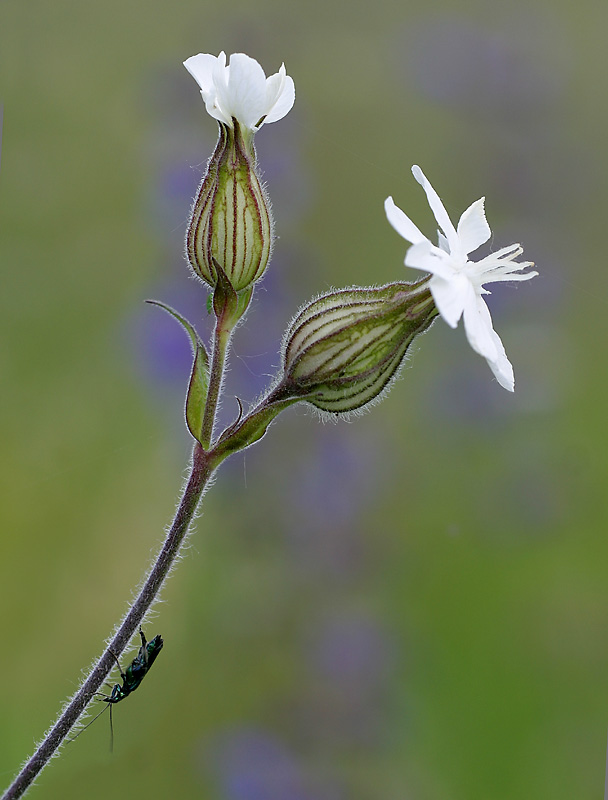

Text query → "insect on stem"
[67,629,164,750]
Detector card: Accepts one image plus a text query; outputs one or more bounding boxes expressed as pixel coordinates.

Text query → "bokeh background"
[1,0,607,798]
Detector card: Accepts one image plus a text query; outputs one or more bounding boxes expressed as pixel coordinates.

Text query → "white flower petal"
[208,53,232,124]
[384,197,427,245]
[429,272,471,328]
[223,53,268,129]
[411,165,460,254]
[479,267,538,285]
[184,52,230,125]
[456,197,491,255]
[462,293,499,363]
[462,290,516,390]
[184,51,295,130]
[263,69,295,124]
[487,242,523,260]
[183,52,221,95]
[437,230,450,252]
[487,338,515,392]
[405,240,455,281]
[264,65,286,109]
[385,165,535,391]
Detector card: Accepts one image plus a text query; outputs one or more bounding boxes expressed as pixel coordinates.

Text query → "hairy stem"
[2,443,215,800]
[200,314,231,449]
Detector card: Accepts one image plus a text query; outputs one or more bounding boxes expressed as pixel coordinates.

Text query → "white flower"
[184,51,295,132]
[385,166,537,391]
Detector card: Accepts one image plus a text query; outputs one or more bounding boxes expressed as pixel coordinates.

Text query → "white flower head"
[184,51,295,132]
[385,166,538,391]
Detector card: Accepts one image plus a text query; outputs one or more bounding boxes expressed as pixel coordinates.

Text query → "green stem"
[200,314,232,449]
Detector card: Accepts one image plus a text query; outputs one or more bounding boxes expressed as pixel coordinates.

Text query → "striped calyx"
[280,281,437,413]
[186,120,272,292]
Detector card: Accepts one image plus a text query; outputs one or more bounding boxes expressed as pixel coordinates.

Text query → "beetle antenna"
[66,704,110,744]
[109,702,114,754]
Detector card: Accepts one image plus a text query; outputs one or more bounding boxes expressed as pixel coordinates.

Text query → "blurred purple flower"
[311,613,394,687]
[292,614,397,749]
[288,429,380,529]
[280,427,385,576]
[205,727,343,800]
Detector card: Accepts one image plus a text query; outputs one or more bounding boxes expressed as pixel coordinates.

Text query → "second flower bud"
[278,281,437,414]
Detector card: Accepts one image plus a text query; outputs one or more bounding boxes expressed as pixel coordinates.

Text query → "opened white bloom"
[184,51,295,132]
[385,166,537,391]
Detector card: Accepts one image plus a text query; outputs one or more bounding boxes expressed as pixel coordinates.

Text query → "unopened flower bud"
[279,281,437,414]
[186,120,272,291]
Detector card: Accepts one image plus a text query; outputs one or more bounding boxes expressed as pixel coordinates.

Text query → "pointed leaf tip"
[146,299,210,443]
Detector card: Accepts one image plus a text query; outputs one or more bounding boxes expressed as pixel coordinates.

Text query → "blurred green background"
[1,0,607,798]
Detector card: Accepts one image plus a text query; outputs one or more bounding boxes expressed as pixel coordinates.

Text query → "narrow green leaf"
[185,343,209,443]
[146,300,210,444]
